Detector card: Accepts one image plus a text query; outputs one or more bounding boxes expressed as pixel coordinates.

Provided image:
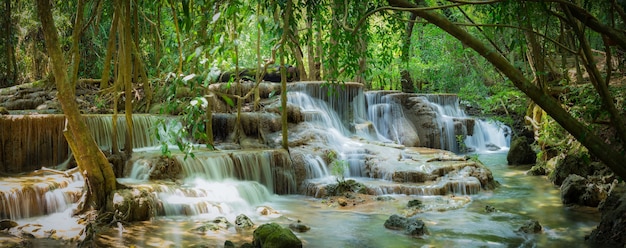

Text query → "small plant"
[456,135,468,154]
[326,150,348,182]
[331,159,349,182]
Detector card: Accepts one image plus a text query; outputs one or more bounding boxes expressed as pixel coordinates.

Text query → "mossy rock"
[507,136,536,165]
[253,223,302,248]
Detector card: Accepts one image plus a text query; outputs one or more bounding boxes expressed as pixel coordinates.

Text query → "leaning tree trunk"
[36,0,116,211]
[387,0,626,179]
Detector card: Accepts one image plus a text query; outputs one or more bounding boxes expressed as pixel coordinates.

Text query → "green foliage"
[456,135,468,154]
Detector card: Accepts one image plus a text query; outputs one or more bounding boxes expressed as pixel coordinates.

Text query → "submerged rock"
[288,220,310,233]
[518,220,542,233]
[407,199,423,208]
[384,214,428,236]
[252,223,302,248]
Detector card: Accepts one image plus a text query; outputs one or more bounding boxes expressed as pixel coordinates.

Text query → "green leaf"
[222,95,234,107]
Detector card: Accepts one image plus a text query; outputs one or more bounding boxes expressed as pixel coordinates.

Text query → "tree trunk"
[122,0,133,156]
[100,9,118,90]
[387,0,626,179]
[169,0,183,75]
[306,13,317,80]
[280,0,293,150]
[36,0,116,211]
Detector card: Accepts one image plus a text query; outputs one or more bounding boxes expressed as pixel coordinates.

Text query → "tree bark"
[169,0,183,75]
[101,8,118,90]
[36,0,116,211]
[281,0,293,150]
[387,0,626,179]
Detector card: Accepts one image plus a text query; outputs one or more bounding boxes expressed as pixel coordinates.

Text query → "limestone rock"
[107,188,157,222]
[384,214,427,236]
[560,174,607,207]
[549,153,606,186]
[235,214,255,230]
[407,199,423,208]
[252,223,302,248]
[518,220,542,233]
[0,107,9,115]
[507,136,535,165]
[0,219,18,230]
[587,184,626,247]
[192,217,233,233]
[288,220,310,233]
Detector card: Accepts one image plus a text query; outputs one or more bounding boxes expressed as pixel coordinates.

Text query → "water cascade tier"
[0,81,511,244]
[285,81,505,198]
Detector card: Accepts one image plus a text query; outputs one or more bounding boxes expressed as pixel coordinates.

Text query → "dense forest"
[1,0,626,246]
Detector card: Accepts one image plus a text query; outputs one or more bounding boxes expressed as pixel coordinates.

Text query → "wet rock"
[4,97,45,110]
[235,214,255,229]
[560,174,612,207]
[485,143,500,151]
[507,136,535,165]
[289,220,310,233]
[375,196,395,201]
[587,184,626,247]
[192,217,233,233]
[485,205,496,213]
[256,206,280,216]
[240,243,255,248]
[518,220,542,233]
[0,219,17,230]
[384,214,427,236]
[252,223,302,248]
[407,199,423,208]
[224,240,235,248]
[527,164,547,176]
[0,107,8,115]
[549,153,608,186]
[107,188,157,222]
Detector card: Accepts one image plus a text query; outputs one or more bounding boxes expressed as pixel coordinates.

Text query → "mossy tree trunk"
[36,0,116,211]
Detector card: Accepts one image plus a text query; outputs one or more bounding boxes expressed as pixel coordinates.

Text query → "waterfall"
[0,172,83,220]
[365,91,418,144]
[84,114,166,151]
[123,149,296,217]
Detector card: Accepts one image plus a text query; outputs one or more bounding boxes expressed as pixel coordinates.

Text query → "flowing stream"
[94,151,599,247]
[0,82,598,247]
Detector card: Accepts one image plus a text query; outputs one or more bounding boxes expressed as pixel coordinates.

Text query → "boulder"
[235,214,255,230]
[560,174,606,207]
[107,188,157,222]
[507,136,535,165]
[0,219,18,230]
[288,220,310,233]
[252,223,302,248]
[192,217,233,233]
[549,153,609,186]
[383,214,427,236]
[518,220,542,233]
[586,184,626,247]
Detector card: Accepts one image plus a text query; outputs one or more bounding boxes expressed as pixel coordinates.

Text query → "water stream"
[94,152,599,247]
[0,82,598,247]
